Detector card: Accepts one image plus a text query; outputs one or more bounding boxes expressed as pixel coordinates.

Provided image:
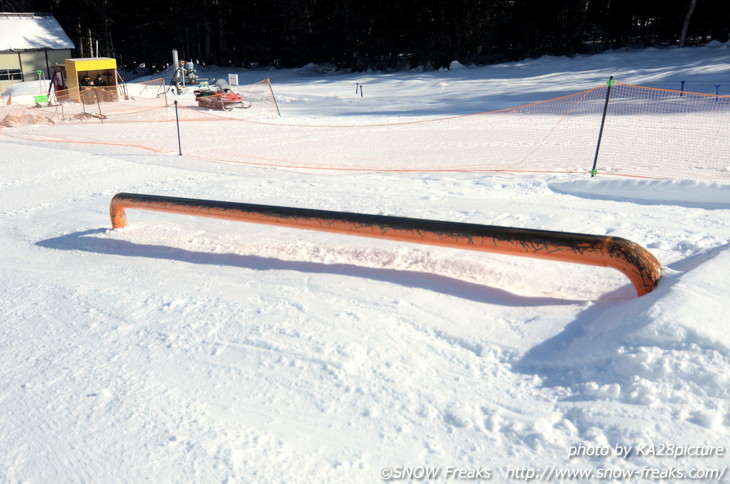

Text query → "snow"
[0,13,75,51]
[1,43,729,482]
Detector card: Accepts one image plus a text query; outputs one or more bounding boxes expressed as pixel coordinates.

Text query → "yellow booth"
[64,57,118,103]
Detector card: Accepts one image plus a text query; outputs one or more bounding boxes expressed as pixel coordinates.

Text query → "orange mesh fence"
[43,78,169,120]
[593,82,730,180]
[234,79,280,117]
[119,78,168,103]
[1,80,728,181]
[0,78,171,124]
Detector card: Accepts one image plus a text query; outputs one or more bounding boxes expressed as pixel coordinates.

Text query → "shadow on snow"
[37,228,586,307]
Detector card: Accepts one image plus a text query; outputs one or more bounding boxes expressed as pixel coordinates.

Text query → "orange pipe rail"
[110,193,662,297]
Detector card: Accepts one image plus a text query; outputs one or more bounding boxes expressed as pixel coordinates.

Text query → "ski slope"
[1,43,729,483]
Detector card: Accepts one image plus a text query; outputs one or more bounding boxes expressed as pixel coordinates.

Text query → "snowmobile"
[194,82,250,111]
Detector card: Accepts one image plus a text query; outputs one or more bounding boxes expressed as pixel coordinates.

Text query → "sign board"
[228,74,239,86]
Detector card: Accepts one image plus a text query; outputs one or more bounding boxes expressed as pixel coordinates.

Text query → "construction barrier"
[109,193,663,297]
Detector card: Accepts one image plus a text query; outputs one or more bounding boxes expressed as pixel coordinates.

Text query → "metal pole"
[171,49,182,95]
[174,100,182,156]
[94,88,104,123]
[109,192,663,297]
[266,78,281,117]
[590,76,614,177]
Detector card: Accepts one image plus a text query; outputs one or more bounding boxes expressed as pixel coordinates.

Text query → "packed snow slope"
[1,43,729,483]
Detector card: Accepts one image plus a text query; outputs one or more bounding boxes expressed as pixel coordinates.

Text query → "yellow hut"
[64,57,118,103]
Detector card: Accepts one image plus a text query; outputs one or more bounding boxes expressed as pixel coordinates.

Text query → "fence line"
[1,80,728,181]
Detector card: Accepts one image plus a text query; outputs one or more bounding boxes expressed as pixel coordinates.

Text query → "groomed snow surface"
[1,44,730,483]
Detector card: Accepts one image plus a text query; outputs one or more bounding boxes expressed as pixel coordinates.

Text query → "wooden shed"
[0,12,74,94]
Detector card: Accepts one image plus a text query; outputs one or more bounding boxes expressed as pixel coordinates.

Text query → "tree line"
[5,0,730,71]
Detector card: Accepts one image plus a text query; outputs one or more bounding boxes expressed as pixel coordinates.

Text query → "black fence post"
[591,76,614,177]
[94,88,104,123]
[174,100,182,156]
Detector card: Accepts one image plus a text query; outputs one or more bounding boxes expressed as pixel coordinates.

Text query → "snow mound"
[549,178,730,209]
[519,246,730,419]
[1,110,54,127]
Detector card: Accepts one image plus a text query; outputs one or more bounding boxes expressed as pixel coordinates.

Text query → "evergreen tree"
[14,0,727,72]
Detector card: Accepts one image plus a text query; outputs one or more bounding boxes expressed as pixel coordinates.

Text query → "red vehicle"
[194,88,248,111]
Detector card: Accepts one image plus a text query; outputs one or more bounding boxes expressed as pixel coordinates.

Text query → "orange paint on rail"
[110,193,662,297]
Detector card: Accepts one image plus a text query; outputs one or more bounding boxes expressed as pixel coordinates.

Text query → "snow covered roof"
[0,12,75,52]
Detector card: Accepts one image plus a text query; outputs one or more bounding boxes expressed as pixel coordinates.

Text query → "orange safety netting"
[592,83,730,180]
[1,80,728,181]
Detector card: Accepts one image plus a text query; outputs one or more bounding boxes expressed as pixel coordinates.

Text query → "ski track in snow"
[1,43,730,482]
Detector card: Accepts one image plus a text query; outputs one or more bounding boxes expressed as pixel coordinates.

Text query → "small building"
[0,12,75,94]
[64,57,118,102]
[65,57,117,90]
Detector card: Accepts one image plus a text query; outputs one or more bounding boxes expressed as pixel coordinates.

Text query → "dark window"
[0,69,23,81]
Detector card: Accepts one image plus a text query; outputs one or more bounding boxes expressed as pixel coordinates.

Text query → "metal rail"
[110,193,662,297]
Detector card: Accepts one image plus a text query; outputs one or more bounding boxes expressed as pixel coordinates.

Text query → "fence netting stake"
[94,88,104,123]
[591,76,614,177]
[174,100,182,156]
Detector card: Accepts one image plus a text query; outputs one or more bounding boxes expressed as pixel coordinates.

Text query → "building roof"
[0,12,75,52]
